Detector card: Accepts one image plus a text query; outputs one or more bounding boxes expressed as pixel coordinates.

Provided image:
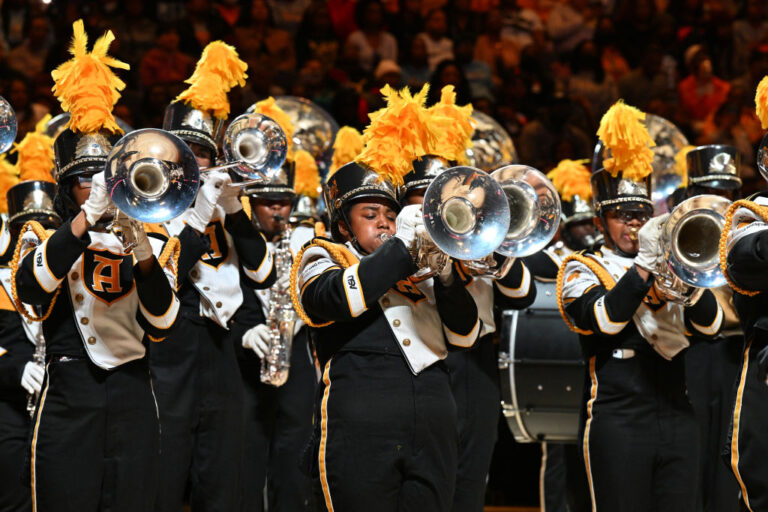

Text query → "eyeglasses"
[613,210,650,224]
[76,176,93,187]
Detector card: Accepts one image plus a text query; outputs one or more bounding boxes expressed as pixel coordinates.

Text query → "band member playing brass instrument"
[718,77,768,512]
[16,21,181,511]
[236,97,318,512]
[292,86,481,511]
[557,102,724,512]
[149,42,277,512]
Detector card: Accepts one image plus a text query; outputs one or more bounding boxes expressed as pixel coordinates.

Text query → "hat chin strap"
[340,208,369,256]
[599,213,638,259]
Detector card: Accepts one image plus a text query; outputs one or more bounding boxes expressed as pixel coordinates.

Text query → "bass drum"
[498,280,585,443]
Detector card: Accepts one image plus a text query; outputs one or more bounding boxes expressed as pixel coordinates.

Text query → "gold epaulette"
[290,237,359,328]
[718,199,767,297]
[555,252,617,335]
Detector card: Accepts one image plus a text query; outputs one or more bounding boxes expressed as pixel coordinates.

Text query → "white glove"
[394,204,423,250]
[131,223,153,262]
[81,172,112,226]
[276,271,290,291]
[219,182,243,215]
[242,324,271,359]
[434,254,454,286]
[21,362,44,395]
[634,213,669,272]
[187,171,229,233]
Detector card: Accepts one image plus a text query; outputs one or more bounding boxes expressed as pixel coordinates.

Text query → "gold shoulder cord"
[718,199,766,297]
[289,238,359,328]
[10,221,60,323]
[157,237,181,278]
[555,253,617,336]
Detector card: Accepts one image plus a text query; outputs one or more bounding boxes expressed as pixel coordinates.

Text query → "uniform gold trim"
[730,341,753,511]
[319,359,335,511]
[584,356,598,511]
[556,254,617,335]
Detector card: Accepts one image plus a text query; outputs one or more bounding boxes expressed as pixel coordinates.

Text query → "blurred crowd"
[1,0,767,193]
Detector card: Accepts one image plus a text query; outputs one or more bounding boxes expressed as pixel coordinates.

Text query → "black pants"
[541,442,591,512]
[31,357,159,512]
[150,317,244,512]
[239,330,316,512]
[685,338,742,512]
[0,399,31,512]
[312,352,458,512]
[725,340,768,512]
[582,350,699,512]
[445,336,500,512]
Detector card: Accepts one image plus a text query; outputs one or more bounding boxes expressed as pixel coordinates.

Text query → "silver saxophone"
[27,332,45,417]
[260,217,297,387]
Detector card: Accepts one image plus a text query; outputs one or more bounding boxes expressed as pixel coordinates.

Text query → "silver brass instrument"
[215,113,287,184]
[271,96,338,171]
[463,165,561,278]
[105,128,200,225]
[26,333,45,418]
[261,218,296,387]
[416,166,511,279]
[0,96,17,154]
[465,111,518,172]
[654,194,730,305]
[593,114,688,213]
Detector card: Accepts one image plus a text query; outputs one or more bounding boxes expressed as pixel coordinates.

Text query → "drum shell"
[499,281,585,443]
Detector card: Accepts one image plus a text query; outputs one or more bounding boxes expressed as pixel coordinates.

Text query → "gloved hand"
[276,271,290,292]
[756,345,768,385]
[81,171,112,226]
[634,213,669,273]
[131,222,153,262]
[21,362,44,395]
[219,181,243,215]
[187,171,230,233]
[242,324,271,359]
[394,204,423,251]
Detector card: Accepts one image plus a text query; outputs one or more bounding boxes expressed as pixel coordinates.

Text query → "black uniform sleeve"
[564,265,653,337]
[225,211,277,289]
[522,250,559,280]
[494,258,537,310]
[0,310,33,393]
[726,231,768,291]
[684,289,723,339]
[301,237,417,323]
[174,225,210,282]
[134,258,180,338]
[16,219,90,305]
[434,274,480,348]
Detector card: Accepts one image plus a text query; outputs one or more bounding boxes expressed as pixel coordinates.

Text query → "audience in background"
[0,0,766,183]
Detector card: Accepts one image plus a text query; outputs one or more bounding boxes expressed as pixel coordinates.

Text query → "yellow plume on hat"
[547,159,592,202]
[755,75,768,130]
[0,155,19,214]
[426,85,473,164]
[51,19,129,134]
[357,84,438,187]
[328,126,364,177]
[294,149,320,198]
[250,97,295,159]
[12,114,56,183]
[175,41,248,120]
[596,100,655,181]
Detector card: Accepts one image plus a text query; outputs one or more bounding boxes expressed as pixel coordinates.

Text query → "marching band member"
[150,41,277,512]
[682,144,743,512]
[0,123,60,512]
[525,159,600,281]
[236,97,318,512]
[291,85,481,511]
[15,21,181,512]
[525,158,595,512]
[719,78,768,512]
[556,102,723,511]
[396,86,536,511]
